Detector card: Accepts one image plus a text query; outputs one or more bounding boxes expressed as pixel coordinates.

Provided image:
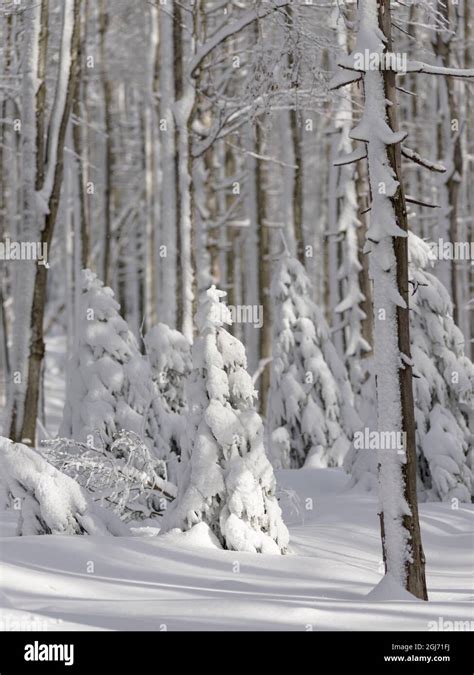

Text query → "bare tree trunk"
[143,3,159,331]
[225,145,237,315]
[0,13,13,406]
[99,0,113,286]
[72,0,90,270]
[20,0,80,445]
[158,0,178,327]
[175,3,198,341]
[256,125,271,415]
[290,108,305,264]
[434,0,462,325]
[8,0,44,440]
[174,1,184,332]
[465,0,474,359]
[35,0,49,191]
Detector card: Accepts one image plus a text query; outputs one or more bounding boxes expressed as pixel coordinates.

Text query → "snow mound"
[160,522,222,550]
[0,436,128,536]
[366,574,420,602]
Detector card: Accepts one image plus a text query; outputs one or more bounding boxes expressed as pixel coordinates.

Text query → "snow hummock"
[366,573,420,602]
[159,522,222,550]
[0,436,127,536]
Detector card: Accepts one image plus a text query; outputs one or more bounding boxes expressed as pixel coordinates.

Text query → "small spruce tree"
[268,253,360,469]
[60,270,157,451]
[160,287,289,554]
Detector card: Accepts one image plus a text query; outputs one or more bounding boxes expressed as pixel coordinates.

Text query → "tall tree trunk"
[99,0,113,286]
[335,0,428,599]
[72,0,90,270]
[143,3,159,331]
[434,0,462,325]
[8,0,43,440]
[377,0,427,600]
[290,108,305,264]
[0,12,13,411]
[158,0,178,327]
[256,125,271,415]
[20,0,80,445]
[175,3,198,341]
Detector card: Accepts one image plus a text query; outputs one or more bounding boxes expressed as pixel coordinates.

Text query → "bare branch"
[401,146,446,173]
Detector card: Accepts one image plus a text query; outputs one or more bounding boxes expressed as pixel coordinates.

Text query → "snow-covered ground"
[1,467,472,631]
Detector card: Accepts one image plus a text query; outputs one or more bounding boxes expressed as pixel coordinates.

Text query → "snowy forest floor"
[1,466,472,631]
[0,336,472,631]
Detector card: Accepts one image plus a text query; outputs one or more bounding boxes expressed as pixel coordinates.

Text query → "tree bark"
[20,0,80,445]
[378,0,428,600]
[72,0,90,270]
[99,0,113,286]
[434,1,462,326]
[256,124,271,415]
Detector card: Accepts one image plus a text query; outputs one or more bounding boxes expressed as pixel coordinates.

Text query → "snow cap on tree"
[144,323,192,482]
[144,323,191,415]
[268,252,360,469]
[160,286,289,554]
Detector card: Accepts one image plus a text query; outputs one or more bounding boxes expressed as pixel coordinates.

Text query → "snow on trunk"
[160,286,289,554]
[335,0,422,592]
